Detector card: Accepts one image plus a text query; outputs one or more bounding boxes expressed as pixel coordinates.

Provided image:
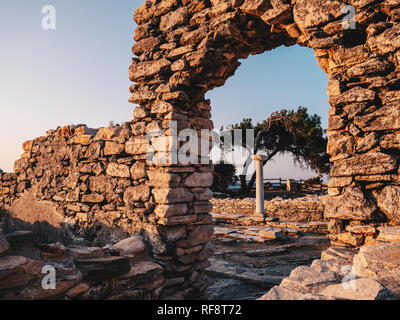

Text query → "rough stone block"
[331,153,398,177]
[106,163,130,178]
[152,188,193,204]
[114,236,146,256]
[124,185,151,204]
[376,186,400,224]
[325,187,378,220]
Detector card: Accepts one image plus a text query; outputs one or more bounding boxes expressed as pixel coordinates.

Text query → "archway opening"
[207,44,330,184]
[205,45,332,300]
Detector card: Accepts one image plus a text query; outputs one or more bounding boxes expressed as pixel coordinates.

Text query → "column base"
[253,211,266,218]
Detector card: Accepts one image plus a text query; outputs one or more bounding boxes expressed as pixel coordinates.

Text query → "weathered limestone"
[324,187,378,220]
[321,278,396,300]
[376,186,400,224]
[261,242,399,300]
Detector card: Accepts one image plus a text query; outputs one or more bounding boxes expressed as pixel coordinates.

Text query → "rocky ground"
[205,209,400,300]
[206,233,330,300]
[205,212,331,300]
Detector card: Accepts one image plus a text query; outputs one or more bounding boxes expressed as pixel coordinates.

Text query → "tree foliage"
[223,107,330,194]
[211,163,237,193]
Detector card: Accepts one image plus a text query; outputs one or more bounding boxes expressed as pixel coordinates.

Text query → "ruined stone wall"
[1,124,156,245]
[130,0,400,249]
[0,122,214,299]
[211,196,326,222]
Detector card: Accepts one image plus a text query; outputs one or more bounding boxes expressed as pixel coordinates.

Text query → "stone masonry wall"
[0,123,214,299]
[130,0,400,249]
[211,196,326,222]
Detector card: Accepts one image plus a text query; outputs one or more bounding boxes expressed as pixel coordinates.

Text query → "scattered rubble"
[0,228,166,300]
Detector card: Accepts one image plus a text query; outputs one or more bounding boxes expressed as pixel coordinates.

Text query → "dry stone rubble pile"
[211,195,327,222]
[0,229,166,300]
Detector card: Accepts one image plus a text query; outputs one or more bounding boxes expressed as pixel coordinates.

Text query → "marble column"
[251,155,268,217]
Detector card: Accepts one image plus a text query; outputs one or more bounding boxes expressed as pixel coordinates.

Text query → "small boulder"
[114,236,146,257]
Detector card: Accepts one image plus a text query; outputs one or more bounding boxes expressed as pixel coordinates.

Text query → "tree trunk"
[239,175,247,193]
[243,150,278,196]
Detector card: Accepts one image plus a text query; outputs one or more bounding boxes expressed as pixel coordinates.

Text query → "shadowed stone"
[74,257,131,281]
[0,256,43,290]
[376,186,400,224]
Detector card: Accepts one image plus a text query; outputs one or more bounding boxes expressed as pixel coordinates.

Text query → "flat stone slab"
[206,258,282,286]
[211,213,245,220]
[248,216,279,223]
[213,227,238,236]
[259,228,284,240]
[117,261,163,281]
[283,222,311,229]
[74,256,131,281]
[67,246,104,259]
[226,232,267,243]
[377,226,400,242]
[321,246,358,264]
[321,278,396,300]
[243,247,288,256]
[258,285,332,300]
[281,266,339,293]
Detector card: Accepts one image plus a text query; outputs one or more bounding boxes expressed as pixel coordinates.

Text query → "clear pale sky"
[0,0,330,180]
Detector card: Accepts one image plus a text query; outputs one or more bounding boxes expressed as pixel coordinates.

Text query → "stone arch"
[134,0,399,231]
[129,0,400,290]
